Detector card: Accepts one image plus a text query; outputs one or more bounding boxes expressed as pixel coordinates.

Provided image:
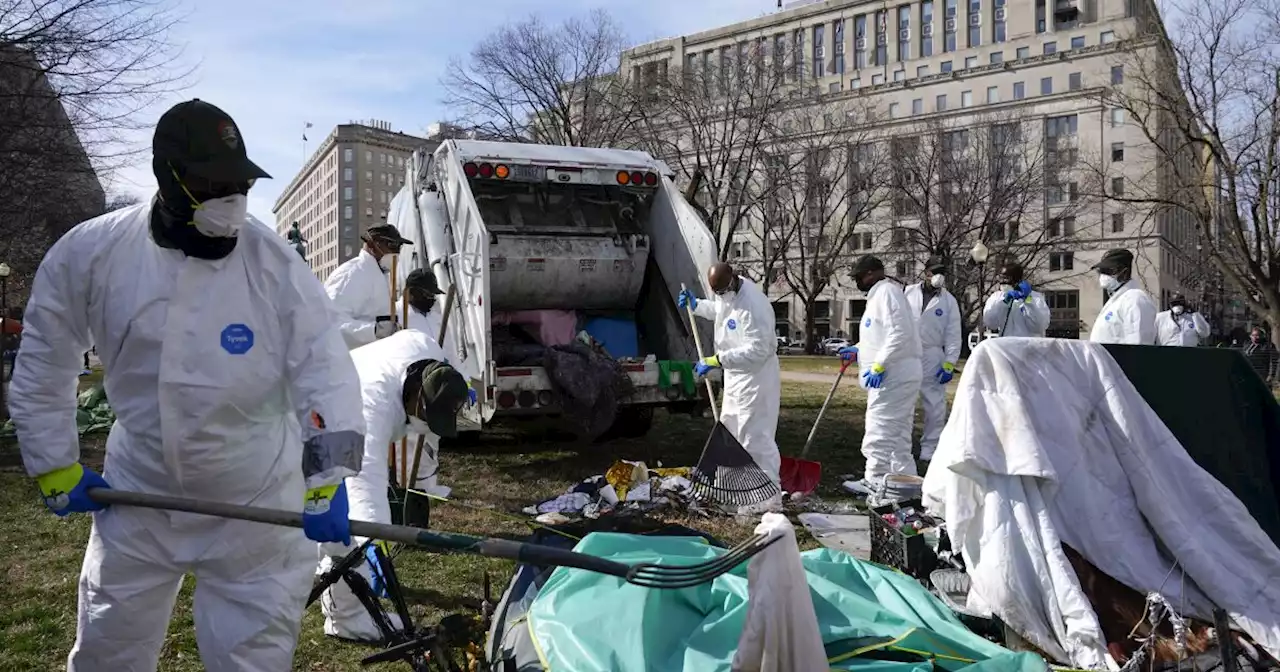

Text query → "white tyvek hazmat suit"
[9,203,365,672]
[1089,282,1158,345]
[395,298,460,491]
[1155,309,1210,346]
[983,290,1052,337]
[856,279,923,481]
[325,248,391,349]
[691,279,781,485]
[904,283,961,461]
[319,329,445,641]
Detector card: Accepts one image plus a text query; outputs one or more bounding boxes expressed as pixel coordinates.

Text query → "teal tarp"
[527,533,1045,672]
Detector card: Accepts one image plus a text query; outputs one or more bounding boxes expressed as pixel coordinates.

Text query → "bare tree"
[1079,0,1280,346]
[766,101,888,347]
[441,10,634,147]
[888,112,1099,334]
[1,0,187,305]
[625,39,791,255]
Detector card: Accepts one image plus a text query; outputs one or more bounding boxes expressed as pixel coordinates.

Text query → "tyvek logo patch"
[934,308,944,316]
[221,323,254,355]
[1104,312,1114,322]
[864,318,872,328]
[727,318,737,330]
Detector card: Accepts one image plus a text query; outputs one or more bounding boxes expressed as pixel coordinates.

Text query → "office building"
[621,0,1210,341]
[272,121,435,282]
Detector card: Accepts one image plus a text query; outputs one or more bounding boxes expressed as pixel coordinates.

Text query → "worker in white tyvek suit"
[983,261,1052,337]
[842,255,923,496]
[8,99,366,672]
[904,257,961,463]
[319,333,470,642]
[324,223,414,349]
[1089,248,1158,345]
[1155,293,1210,346]
[678,262,782,508]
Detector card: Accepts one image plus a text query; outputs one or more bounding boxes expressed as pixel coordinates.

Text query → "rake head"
[689,423,781,507]
[622,531,781,589]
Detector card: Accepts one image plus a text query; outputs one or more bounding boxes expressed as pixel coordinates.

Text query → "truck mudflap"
[485,360,719,416]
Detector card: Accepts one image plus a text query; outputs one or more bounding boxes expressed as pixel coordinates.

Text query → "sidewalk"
[781,371,840,385]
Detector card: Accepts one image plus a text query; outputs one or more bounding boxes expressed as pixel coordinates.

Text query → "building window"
[1100,30,1115,43]
[343,186,353,200]
[1110,107,1125,126]
[964,55,978,68]
[343,148,353,162]
[364,187,372,201]
[961,90,973,107]
[1069,72,1082,90]
[851,77,861,88]
[835,20,846,74]
[343,168,352,181]
[1048,216,1076,237]
[921,1,934,57]
[855,15,868,69]
[1111,65,1124,84]
[990,51,1003,64]
[875,10,888,65]
[898,5,911,61]
[993,0,1007,42]
[917,64,930,77]
[1035,0,1046,33]
[941,60,953,73]
[829,82,842,92]
[1111,142,1125,161]
[944,0,957,52]
[894,69,905,81]
[1013,81,1025,99]
[1016,46,1030,59]
[1049,251,1074,271]
[813,24,825,78]
[773,34,787,75]
[913,98,924,114]
[344,205,353,220]
[1111,177,1125,196]
[937,94,948,111]
[872,73,885,84]
[1043,41,1057,54]
[1111,212,1125,232]
[987,85,1000,103]
[890,102,901,118]
[365,170,372,181]
[794,29,806,80]
[1040,77,1053,94]
[365,150,372,162]
[1070,35,1086,48]
[968,0,982,47]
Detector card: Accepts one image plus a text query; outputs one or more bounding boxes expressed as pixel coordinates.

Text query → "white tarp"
[922,338,1280,668]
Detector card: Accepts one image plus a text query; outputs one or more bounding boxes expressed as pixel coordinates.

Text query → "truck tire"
[604,406,655,440]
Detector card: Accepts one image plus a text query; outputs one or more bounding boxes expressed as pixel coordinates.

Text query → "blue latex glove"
[36,463,110,516]
[303,482,351,545]
[467,386,478,406]
[1004,280,1032,304]
[677,288,697,310]
[935,361,956,384]
[694,354,721,377]
[838,345,859,362]
[862,363,886,389]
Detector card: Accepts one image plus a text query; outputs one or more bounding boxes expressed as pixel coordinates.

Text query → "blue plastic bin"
[583,316,640,359]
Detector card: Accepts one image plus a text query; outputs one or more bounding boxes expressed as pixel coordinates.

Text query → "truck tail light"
[463,162,478,178]
[644,172,658,186]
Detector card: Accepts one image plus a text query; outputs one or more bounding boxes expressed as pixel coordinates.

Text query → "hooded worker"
[842,255,923,495]
[325,223,414,349]
[9,99,366,671]
[677,263,782,501]
[1155,293,1210,347]
[1089,248,1157,344]
[982,261,1051,337]
[903,257,961,462]
[319,334,469,642]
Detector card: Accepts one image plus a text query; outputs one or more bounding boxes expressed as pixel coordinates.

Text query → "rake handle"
[680,282,718,420]
[86,488,637,581]
[800,358,851,460]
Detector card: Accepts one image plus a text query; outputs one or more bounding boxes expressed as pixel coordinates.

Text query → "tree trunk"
[804,297,818,354]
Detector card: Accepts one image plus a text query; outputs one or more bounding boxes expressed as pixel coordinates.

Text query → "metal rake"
[87,488,780,590]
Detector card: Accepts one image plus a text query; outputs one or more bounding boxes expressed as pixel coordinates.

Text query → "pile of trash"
[1,384,114,437]
[523,459,704,524]
[877,504,940,538]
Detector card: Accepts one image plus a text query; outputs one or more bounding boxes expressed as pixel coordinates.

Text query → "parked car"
[823,338,851,355]
[966,330,1000,352]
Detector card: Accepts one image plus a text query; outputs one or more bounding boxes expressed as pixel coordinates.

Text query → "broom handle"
[681,283,718,420]
[800,358,851,459]
[387,255,406,487]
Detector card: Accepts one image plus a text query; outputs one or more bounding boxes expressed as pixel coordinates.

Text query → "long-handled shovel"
[779,357,851,495]
[86,488,778,589]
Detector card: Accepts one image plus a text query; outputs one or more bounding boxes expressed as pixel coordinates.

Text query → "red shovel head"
[780,456,822,495]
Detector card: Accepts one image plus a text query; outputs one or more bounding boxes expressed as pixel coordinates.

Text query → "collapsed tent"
[923,337,1280,669]
[488,527,1045,672]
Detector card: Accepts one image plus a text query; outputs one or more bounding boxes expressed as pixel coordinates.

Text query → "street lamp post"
[970,241,990,344]
[0,261,10,420]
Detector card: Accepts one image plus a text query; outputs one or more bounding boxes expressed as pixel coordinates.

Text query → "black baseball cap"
[361,224,413,248]
[1091,248,1134,273]
[405,360,469,438]
[853,255,884,275]
[153,99,270,183]
[925,255,947,274]
[405,268,443,295]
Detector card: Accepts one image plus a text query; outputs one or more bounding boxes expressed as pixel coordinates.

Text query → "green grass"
[0,380,903,671]
[778,355,847,374]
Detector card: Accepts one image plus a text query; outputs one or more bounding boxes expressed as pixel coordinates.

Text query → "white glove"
[374,319,398,339]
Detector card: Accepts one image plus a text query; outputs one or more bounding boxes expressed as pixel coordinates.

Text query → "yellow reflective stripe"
[36,464,83,497]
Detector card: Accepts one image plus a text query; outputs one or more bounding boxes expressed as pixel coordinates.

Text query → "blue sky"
[109,0,777,222]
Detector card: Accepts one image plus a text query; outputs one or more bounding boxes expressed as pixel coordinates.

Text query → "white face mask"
[407,415,431,436]
[929,274,946,289]
[1098,274,1121,292]
[379,253,397,273]
[1172,305,1185,315]
[191,194,248,238]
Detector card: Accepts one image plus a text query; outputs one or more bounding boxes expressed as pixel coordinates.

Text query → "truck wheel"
[608,406,655,439]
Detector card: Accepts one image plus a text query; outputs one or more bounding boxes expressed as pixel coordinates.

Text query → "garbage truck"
[386,140,721,440]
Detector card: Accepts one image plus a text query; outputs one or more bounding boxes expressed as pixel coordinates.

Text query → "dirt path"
[781,370,840,385]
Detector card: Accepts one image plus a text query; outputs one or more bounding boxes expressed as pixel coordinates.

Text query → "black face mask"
[854,273,876,292]
[148,159,247,260]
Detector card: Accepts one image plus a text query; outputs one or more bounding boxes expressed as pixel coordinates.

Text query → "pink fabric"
[492,310,578,346]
